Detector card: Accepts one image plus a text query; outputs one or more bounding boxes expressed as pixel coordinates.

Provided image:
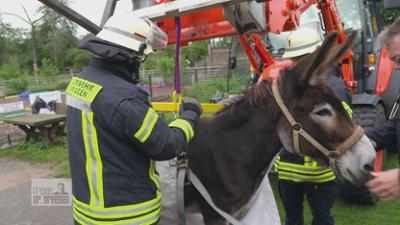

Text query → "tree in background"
[63,48,93,72]
[3,5,43,84]
[182,41,209,66]
[142,40,210,84]
[36,0,77,69]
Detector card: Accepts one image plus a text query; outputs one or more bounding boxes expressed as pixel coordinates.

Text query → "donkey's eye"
[315,109,332,116]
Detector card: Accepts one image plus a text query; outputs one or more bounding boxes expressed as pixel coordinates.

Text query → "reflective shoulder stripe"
[66,77,102,103]
[342,101,353,117]
[169,119,194,143]
[67,94,92,112]
[134,108,159,143]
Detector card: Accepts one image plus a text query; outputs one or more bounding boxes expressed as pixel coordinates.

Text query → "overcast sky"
[0,0,133,37]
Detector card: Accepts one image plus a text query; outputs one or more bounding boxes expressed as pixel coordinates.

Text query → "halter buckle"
[291,122,303,132]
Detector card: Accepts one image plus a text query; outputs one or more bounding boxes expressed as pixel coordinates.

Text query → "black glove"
[180,97,202,116]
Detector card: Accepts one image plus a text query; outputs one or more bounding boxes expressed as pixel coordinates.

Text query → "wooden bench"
[3,114,66,149]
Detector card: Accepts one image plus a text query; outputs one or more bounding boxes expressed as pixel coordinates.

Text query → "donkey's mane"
[215,80,273,115]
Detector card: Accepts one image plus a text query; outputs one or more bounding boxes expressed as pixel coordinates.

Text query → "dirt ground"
[0,157,72,225]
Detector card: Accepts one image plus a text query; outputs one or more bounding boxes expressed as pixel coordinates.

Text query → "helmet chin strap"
[271,79,364,167]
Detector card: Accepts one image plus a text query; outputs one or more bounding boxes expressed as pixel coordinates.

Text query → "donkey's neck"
[187,92,282,212]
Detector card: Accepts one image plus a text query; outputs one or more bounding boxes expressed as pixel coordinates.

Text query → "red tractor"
[38,0,399,204]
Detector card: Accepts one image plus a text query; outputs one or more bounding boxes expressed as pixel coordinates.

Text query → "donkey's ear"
[288,31,358,86]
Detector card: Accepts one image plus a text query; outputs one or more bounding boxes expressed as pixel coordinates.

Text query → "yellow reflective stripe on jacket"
[275,156,335,183]
[66,77,103,103]
[304,156,318,168]
[81,111,104,207]
[134,108,159,143]
[73,203,161,225]
[278,171,336,183]
[342,101,353,117]
[169,119,194,142]
[275,160,334,175]
[72,192,161,220]
[149,160,160,190]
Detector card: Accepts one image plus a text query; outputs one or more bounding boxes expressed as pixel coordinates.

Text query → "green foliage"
[156,56,175,84]
[0,20,26,66]
[56,80,70,91]
[185,74,250,102]
[28,80,69,93]
[182,40,209,63]
[379,1,400,25]
[64,48,92,71]
[36,0,77,68]
[39,58,59,76]
[5,76,28,96]
[0,58,25,79]
[210,37,232,48]
[142,40,209,84]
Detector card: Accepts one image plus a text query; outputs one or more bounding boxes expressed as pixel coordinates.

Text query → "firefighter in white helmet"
[66,13,202,225]
[274,26,353,225]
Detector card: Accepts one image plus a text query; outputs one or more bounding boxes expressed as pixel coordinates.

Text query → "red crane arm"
[317,0,356,92]
[153,0,355,90]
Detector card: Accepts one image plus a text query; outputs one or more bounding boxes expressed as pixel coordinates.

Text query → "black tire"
[337,104,386,205]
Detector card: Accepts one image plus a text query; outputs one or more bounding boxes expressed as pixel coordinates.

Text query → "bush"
[5,77,29,96]
[64,48,93,71]
[185,74,250,102]
[0,59,24,80]
[40,58,60,77]
[56,80,70,90]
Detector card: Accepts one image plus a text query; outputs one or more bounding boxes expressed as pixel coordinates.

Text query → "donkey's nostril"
[363,162,374,172]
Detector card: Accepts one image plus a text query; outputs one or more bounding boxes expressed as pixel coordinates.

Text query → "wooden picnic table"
[4,114,66,149]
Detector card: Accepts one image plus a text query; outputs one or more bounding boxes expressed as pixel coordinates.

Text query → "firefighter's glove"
[180,97,202,117]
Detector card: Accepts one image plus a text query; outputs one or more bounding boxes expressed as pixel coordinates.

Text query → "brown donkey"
[185,32,376,225]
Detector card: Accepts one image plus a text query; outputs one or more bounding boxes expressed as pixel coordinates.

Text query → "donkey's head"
[275,32,375,185]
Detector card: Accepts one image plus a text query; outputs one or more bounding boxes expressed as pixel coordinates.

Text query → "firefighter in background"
[65,13,202,225]
[274,27,353,225]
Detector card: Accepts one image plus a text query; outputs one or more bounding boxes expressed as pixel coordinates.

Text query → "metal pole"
[226,36,234,93]
[195,69,198,84]
[100,0,118,28]
[148,74,153,98]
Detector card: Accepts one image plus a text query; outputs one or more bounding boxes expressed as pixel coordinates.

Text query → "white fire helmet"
[96,12,168,56]
[282,27,324,59]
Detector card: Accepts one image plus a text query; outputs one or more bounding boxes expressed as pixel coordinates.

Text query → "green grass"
[271,151,400,225]
[0,136,70,177]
